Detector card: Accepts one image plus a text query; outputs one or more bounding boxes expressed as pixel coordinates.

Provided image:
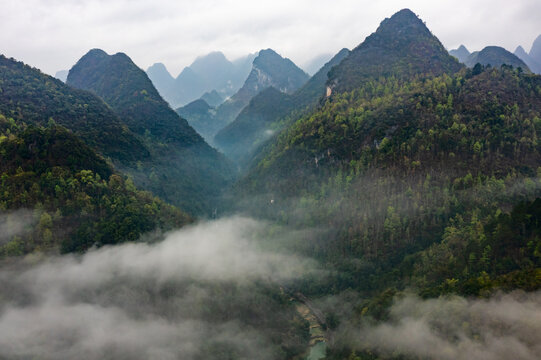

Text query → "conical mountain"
[449,45,470,63]
[67,49,235,215]
[68,49,203,144]
[514,46,541,74]
[146,62,175,98]
[465,46,530,71]
[214,48,350,163]
[328,9,463,94]
[211,49,309,135]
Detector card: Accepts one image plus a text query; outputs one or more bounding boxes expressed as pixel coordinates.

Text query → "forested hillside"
[0,55,148,163]
[0,117,190,256]
[327,9,463,94]
[67,49,235,214]
[237,11,541,322]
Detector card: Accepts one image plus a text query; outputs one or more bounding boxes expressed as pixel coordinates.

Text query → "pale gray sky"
[2,0,540,76]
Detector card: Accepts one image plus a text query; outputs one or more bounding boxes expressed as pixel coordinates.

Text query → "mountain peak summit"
[327,9,462,93]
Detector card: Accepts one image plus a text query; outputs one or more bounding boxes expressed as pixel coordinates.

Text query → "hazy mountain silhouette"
[301,53,334,75]
[465,46,530,71]
[529,34,541,64]
[54,69,68,82]
[200,89,224,107]
[449,45,470,63]
[514,45,541,74]
[147,52,255,108]
[211,49,309,135]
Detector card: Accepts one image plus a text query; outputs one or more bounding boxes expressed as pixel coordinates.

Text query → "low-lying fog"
[0,216,539,360]
[0,217,315,359]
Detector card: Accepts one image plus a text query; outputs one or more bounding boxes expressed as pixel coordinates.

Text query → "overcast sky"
[2,0,540,76]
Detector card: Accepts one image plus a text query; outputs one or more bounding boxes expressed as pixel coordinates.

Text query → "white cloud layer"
[2,0,540,75]
[342,292,541,360]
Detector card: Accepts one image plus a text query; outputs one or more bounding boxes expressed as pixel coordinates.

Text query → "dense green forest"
[0,118,190,255]
[243,66,541,289]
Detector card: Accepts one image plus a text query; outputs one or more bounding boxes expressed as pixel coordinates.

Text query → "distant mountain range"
[146,52,255,108]
[301,53,334,75]
[176,48,309,144]
[449,45,470,63]
[54,69,68,82]
[214,48,350,164]
[464,46,529,70]
[514,35,541,74]
[450,40,540,74]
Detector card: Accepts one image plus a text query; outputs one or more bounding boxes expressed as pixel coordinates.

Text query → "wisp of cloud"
[0,216,316,359]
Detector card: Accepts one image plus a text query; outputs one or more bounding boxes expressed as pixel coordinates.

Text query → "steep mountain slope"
[514,45,541,74]
[530,34,541,64]
[147,52,255,108]
[200,89,223,107]
[449,44,470,63]
[0,55,148,163]
[214,48,350,163]
[327,9,463,94]
[465,46,530,71]
[239,10,541,306]
[176,99,218,143]
[67,49,235,215]
[211,49,309,136]
[67,49,201,144]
